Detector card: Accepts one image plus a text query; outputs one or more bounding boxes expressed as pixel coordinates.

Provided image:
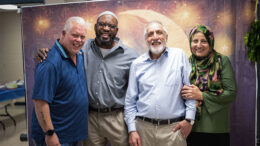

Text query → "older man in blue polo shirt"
[31,16,89,146]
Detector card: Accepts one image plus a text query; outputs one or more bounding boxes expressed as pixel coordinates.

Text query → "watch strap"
[44,129,55,136]
[185,119,194,125]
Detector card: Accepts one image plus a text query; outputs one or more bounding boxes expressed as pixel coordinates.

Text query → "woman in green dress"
[181,25,237,146]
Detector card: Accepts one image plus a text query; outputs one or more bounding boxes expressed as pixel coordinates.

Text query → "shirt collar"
[55,40,82,59]
[94,37,125,52]
[144,47,169,61]
[115,37,126,51]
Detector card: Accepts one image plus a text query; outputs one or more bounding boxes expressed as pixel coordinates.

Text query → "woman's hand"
[181,84,203,100]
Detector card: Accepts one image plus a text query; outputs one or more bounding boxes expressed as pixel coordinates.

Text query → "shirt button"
[97,81,100,84]
[99,70,102,73]
[95,92,98,95]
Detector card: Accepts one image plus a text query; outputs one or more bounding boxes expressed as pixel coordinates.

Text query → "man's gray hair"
[97,11,118,23]
[144,21,168,38]
[64,16,87,32]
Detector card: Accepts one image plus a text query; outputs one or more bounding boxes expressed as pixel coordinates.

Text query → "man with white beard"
[124,21,196,146]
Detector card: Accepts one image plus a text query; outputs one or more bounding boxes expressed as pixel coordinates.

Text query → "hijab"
[189,25,223,119]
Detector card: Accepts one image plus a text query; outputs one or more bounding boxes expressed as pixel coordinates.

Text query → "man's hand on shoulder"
[173,120,192,139]
[36,48,50,63]
[129,131,142,146]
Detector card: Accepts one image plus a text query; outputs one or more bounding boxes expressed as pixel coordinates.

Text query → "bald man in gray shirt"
[83,11,138,146]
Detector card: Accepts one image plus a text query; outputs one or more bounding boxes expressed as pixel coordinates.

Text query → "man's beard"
[96,33,115,46]
[148,40,166,55]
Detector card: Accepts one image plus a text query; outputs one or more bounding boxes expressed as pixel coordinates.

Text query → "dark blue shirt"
[31,40,88,143]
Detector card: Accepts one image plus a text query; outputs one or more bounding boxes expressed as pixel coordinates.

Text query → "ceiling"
[0,0,92,13]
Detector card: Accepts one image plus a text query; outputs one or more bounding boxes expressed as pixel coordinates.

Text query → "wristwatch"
[44,129,55,136]
[185,119,195,125]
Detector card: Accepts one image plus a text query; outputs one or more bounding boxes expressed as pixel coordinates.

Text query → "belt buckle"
[153,119,160,126]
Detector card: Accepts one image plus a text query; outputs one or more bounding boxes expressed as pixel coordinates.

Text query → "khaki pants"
[83,110,128,146]
[136,118,187,146]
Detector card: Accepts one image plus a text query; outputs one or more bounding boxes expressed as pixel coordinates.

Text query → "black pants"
[187,132,230,146]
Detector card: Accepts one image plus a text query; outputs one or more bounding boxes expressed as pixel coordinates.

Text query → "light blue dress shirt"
[124,47,196,132]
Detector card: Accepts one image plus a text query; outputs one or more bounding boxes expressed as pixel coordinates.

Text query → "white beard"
[148,42,166,55]
[150,45,164,55]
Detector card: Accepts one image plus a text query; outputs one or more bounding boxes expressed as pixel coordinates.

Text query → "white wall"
[0,11,23,83]
[0,0,91,83]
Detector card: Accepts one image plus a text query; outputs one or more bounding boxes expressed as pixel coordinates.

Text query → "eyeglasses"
[97,22,117,29]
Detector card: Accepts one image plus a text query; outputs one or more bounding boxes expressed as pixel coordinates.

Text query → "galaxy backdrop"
[21,0,256,145]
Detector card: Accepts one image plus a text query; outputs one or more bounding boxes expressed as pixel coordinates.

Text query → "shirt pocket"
[112,66,128,87]
[165,69,182,86]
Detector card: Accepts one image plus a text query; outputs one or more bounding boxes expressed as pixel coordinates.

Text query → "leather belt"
[137,116,185,126]
[89,106,123,113]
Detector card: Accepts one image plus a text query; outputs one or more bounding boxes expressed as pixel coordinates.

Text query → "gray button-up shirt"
[82,37,138,109]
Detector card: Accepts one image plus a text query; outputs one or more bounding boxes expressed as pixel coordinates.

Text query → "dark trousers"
[187,132,230,146]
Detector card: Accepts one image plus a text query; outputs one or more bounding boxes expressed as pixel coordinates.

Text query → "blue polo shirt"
[31,40,88,143]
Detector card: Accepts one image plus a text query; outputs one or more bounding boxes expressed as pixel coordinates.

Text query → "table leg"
[0,120,5,131]
[0,104,16,126]
[4,104,16,126]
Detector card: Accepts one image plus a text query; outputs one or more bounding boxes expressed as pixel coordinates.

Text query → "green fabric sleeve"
[202,55,237,115]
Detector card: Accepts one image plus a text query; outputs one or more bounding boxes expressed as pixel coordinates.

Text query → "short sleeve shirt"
[31,40,89,143]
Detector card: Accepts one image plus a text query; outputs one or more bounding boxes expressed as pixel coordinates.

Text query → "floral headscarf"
[189,25,223,120]
[189,25,214,52]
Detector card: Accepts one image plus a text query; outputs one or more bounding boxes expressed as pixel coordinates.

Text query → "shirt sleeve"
[124,62,139,133]
[202,55,237,115]
[32,61,58,103]
[181,51,196,120]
